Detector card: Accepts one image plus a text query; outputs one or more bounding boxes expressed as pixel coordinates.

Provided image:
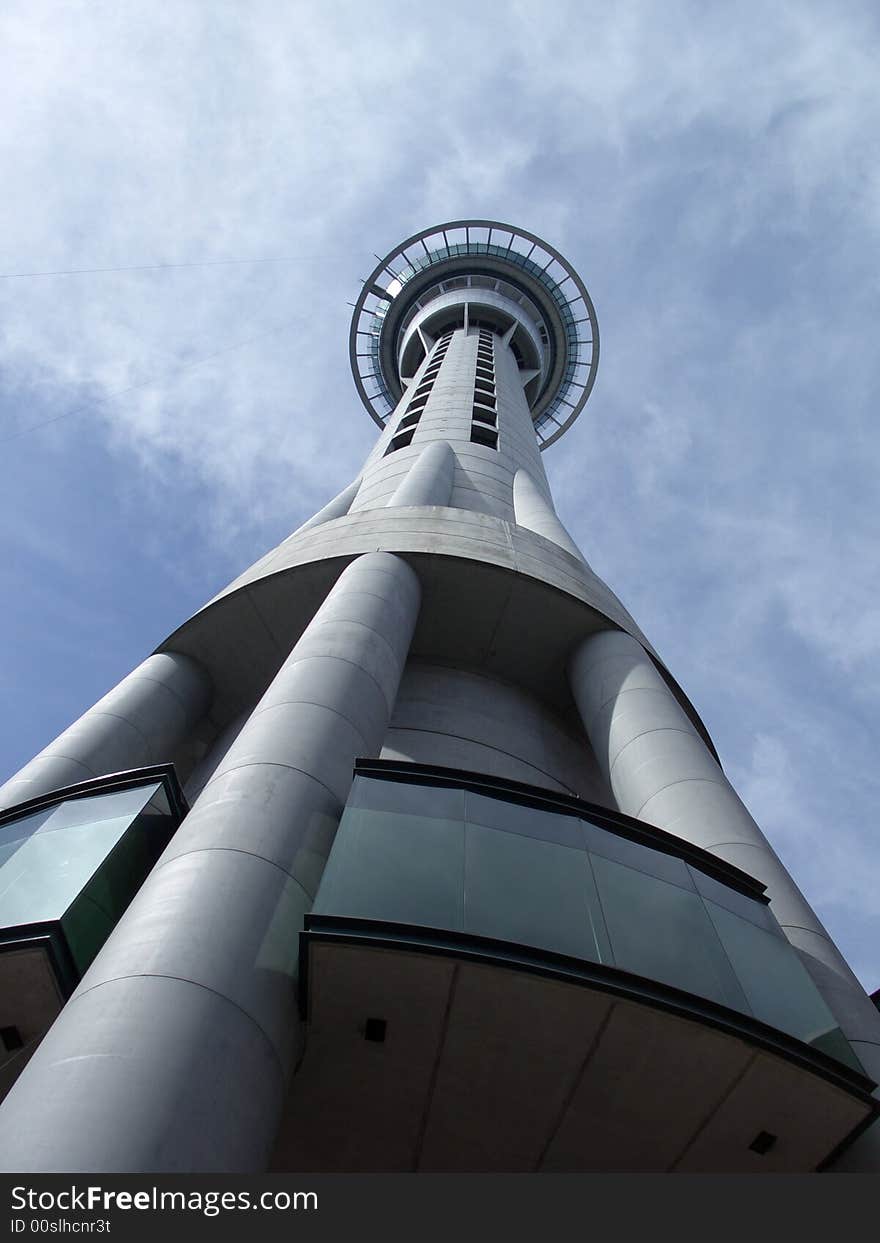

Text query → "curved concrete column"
[287,475,362,538]
[567,629,880,1069]
[0,652,211,811]
[513,468,586,564]
[387,441,455,508]
[0,552,421,1172]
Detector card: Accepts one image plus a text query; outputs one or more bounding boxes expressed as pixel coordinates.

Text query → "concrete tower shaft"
[349,220,599,448]
[0,222,879,1173]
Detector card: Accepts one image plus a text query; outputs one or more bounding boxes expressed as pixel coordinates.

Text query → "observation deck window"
[384,427,416,454]
[0,766,187,1102]
[312,765,865,1078]
[470,425,498,449]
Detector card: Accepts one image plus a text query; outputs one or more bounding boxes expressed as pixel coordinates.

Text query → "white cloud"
[1,0,878,987]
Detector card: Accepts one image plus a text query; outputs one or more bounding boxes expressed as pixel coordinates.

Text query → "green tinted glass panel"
[0,816,134,926]
[0,808,54,866]
[688,867,779,933]
[465,792,582,849]
[42,785,157,830]
[703,900,864,1073]
[590,854,749,1012]
[313,807,464,931]
[582,818,696,891]
[464,823,609,963]
[0,780,174,977]
[348,775,464,821]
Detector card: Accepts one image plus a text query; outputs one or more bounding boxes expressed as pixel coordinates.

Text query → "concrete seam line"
[704,838,777,851]
[262,617,411,672]
[608,726,710,777]
[15,753,99,777]
[566,641,651,691]
[198,759,343,805]
[777,921,842,939]
[239,700,371,752]
[303,588,416,628]
[119,669,207,717]
[64,973,288,1081]
[278,525,508,551]
[244,586,293,660]
[334,562,421,597]
[635,774,733,820]
[148,845,315,901]
[62,707,153,749]
[242,585,287,659]
[260,654,398,716]
[607,685,687,706]
[385,726,572,791]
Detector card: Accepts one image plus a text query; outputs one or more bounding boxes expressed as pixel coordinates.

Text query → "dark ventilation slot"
[470,424,498,449]
[384,427,416,455]
[471,336,498,447]
[472,406,497,427]
[0,1026,24,1053]
[398,409,422,431]
[748,1131,777,1156]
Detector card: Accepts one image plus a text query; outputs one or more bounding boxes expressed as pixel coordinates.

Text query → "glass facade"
[313,772,863,1075]
[0,774,182,981]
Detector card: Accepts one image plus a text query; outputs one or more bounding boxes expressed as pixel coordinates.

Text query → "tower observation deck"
[0,223,878,1173]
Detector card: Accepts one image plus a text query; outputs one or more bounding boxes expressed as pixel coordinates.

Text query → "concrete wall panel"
[0,652,211,810]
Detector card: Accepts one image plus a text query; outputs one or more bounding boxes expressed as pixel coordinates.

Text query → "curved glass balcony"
[309,761,866,1080]
[0,766,187,1102]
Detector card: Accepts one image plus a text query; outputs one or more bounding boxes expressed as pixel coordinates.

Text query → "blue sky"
[1,1,878,989]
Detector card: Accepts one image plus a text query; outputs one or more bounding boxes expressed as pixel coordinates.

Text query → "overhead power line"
[0,256,331,279]
[1,319,298,444]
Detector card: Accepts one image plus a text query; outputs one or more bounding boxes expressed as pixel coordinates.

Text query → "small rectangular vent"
[470,425,498,449]
[0,1026,24,1052]
[472,407,497,427]
[384,427,416,455]
[748,1131,778,1155]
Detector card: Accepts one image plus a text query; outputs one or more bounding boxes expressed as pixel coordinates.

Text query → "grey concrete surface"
[388,440,455,508]
[0,552,420,1171]
[287,475,362,537]
[0,652,211,810]
[512,467,586,564]
[382,661,607,801]
[568,628,880,1079]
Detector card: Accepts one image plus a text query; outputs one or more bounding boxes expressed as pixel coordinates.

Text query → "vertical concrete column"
[0,552,421,1172]
[287,475,362,538]
[387,441,455,508]
[0,652,211,811]
[567,628,880,1087]
[512,468,588,564]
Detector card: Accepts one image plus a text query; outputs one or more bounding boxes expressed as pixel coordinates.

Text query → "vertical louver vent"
[385,334,451,456]
[471,330,498,448]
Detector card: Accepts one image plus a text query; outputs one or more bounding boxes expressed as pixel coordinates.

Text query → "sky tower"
[0,221,878,1172]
